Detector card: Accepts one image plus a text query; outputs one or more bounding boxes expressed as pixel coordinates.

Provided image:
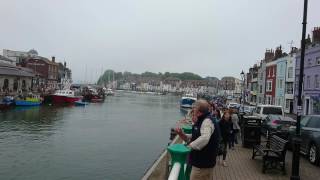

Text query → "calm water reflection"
[0,92,182,180]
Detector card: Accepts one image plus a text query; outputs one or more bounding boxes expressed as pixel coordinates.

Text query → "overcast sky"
[1,0,320,83]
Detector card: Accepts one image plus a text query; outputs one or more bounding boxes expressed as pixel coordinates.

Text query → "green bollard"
[167,144,191,180]
[182,124,192,134]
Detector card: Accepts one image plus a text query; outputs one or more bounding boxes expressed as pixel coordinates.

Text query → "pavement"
[212,143,320,180]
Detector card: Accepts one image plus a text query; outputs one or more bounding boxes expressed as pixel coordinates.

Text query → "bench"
[252,135,288,174]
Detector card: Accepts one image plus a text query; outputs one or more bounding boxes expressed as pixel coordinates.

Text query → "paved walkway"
[212,144,320,180]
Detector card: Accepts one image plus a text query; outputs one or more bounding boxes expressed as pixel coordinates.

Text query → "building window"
[13,79,18,91]
[288,67,293,78]
[272,67,275,77]
[279,79,283,89]
[266,95,272,105]
[286,99,290,109]
[315,75,320,89]
[267,80,272,92]
[3,79,9,90]
[259,85,262,93]
[306,76,311,89]
[317,57,320,65]
[308,58,312,66]
[286,82,293,94]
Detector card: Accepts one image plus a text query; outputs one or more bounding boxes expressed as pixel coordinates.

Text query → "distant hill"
[97,70,204,85]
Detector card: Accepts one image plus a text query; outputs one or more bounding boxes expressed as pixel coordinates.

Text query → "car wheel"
[309,143,320,165]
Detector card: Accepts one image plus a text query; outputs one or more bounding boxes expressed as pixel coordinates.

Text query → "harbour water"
[0,92,184,180]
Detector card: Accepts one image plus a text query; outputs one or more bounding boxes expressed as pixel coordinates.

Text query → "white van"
[253,105,284,120]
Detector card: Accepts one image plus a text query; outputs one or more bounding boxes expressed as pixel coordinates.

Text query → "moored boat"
[105,88,115,96]
[52,89,82,104]
[15,95,42,106]
[180,94,197,108]
[74,100,89,106]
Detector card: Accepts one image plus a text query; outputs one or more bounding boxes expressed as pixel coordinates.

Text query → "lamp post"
[291,0,308,180]
[240,70,245,112]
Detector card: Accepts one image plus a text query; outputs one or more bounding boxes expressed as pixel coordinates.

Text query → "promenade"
[213,143,320,180]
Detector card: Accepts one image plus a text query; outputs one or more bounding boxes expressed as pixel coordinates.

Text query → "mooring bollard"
[182,124,192,134]
[167,144,191,180]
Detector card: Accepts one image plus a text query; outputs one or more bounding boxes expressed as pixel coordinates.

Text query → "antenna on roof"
[288,40,294,49]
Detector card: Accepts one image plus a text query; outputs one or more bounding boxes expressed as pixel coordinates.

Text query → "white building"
[3,49,38,64]
[0,55,15,65]
[284,53,296,113]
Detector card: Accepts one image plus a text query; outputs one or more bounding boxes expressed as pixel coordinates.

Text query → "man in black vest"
[176,99,219,180]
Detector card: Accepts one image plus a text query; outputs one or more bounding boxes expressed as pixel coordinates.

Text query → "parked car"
[239,105,256,115]
[261,114,296,139]
[227,102,239,109]
[288,115,320,165]
[253,105,284,121]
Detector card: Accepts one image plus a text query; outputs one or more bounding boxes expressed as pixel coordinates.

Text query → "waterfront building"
[257,50,274,105]
[3,49,38,64]
[265,60,277,105]
[0,55,15,65]
[0,62,34,95]
[246,66,258,105]
[284,50,297,113]
[275,56,288,107]
[18,56,59,91]
[295,27,320,115]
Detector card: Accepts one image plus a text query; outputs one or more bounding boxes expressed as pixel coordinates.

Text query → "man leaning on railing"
[175,99,219,180]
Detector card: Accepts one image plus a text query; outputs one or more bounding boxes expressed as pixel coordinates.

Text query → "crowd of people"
[175,99,241,180]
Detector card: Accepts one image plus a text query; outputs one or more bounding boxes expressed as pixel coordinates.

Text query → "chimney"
[305,34,312,46]
[274,46,283,60]
[52,56,55,63]
[264,49,274,63]
[290,47,298,55]
[312,27,320,44]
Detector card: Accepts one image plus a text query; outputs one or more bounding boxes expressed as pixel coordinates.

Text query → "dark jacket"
[190,113,219,168]
[219,119,233,142]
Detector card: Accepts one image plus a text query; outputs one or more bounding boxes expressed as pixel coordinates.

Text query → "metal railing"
[168,163,181,180]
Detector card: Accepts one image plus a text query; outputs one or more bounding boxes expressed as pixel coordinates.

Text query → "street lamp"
[240,70,245,112]
[291,0,308,180]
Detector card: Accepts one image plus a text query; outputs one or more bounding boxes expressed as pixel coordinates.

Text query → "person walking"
[219,110,233,166]
[230,109,241,150]
[175,99,219,180]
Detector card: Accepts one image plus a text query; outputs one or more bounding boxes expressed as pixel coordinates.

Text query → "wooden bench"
[252,135,288,174]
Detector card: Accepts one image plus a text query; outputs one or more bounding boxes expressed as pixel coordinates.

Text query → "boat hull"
[91,98,103,103]
[180,98,196,108]
[74,101,89,106]
[52,95,81,104]
[15,100,41,106]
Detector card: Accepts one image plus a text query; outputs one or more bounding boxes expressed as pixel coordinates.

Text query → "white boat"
[105,88,115,96]
[180,94,197,108]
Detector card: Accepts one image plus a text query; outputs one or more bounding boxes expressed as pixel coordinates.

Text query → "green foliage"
[97,69,204,85]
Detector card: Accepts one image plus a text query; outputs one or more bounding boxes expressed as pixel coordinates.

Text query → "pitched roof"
[0,55,15,63]
[0,62,34,77]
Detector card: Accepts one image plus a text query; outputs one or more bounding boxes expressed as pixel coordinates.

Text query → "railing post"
[167,144,191,180]
[181,124,192,180]
[182,125,192,134]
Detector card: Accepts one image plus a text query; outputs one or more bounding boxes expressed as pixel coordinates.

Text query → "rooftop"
[0,62,34,77]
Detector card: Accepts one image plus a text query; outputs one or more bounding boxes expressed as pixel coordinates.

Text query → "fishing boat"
[15,95,42,106]
[105,88,115,96]
[52,89,82,104]
[90,95,104,103]
[74,100,89,106]
[180,93,197,108]
[0,96,14,110]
